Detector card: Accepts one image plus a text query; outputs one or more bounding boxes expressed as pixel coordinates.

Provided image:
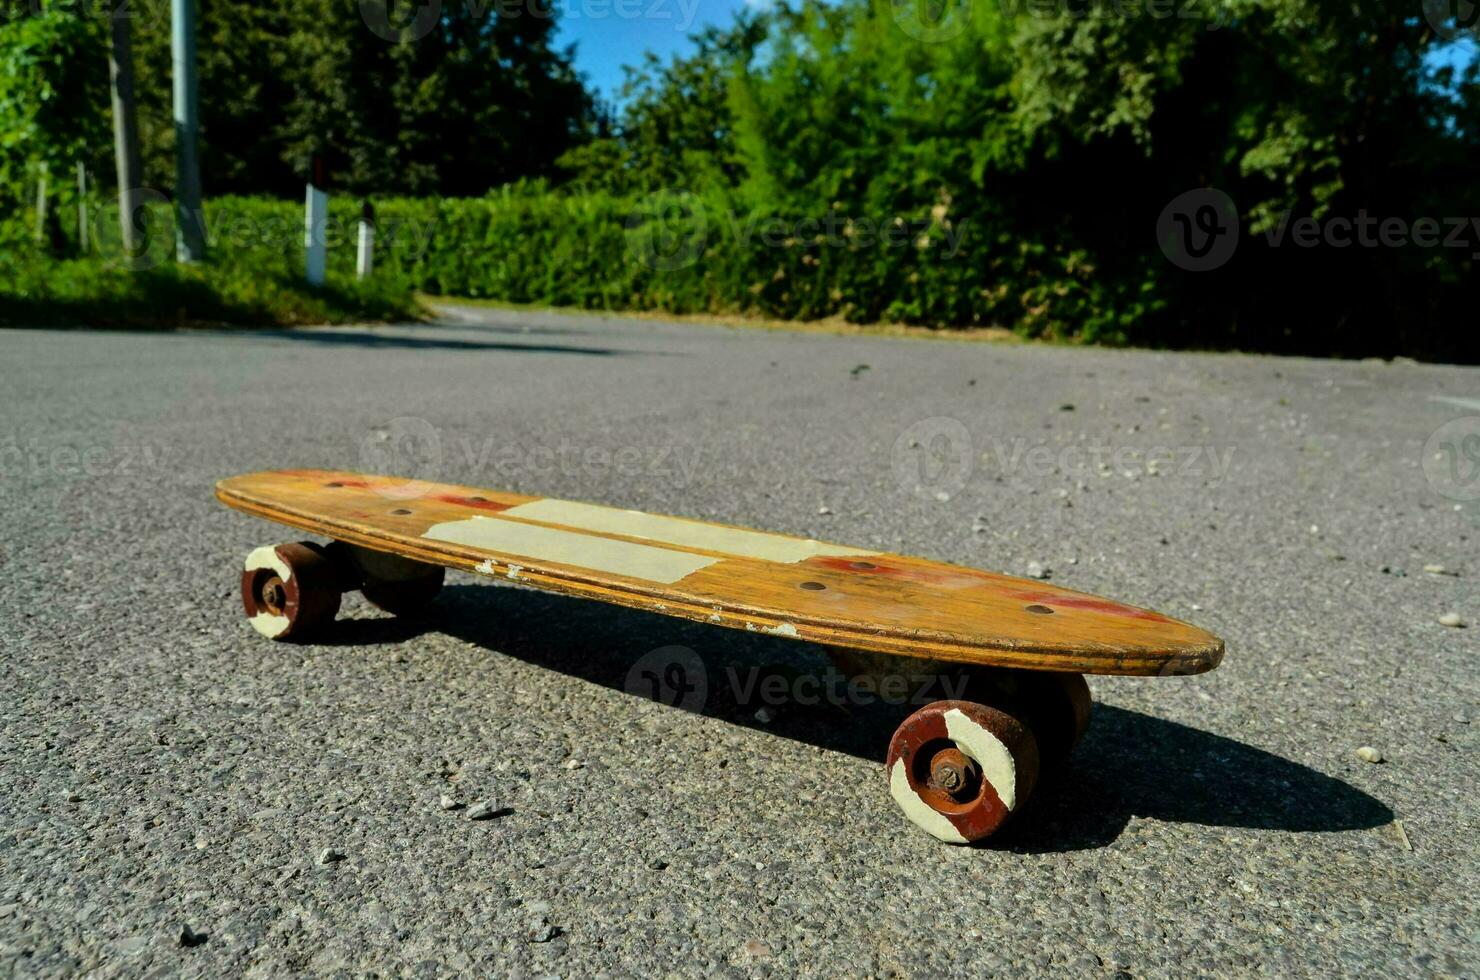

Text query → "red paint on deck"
[808,556,982,589]
[431,494,512,513]
[1005,590,1170,622]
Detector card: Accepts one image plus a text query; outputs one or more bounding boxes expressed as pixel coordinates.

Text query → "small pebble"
[1424,564,1456,576]
[563,758,584,770]
[1438,613,1466,628]
[438,794,460,811]
[754,707,777,724]
[1026,561,1050,580]
[817,506,832,515]
[316,847,344,865]
[526,918,559,943]
[178,924,206,948]
[467,800,503,821]
[742,939,773,958]
[933,491,950,502]
[1356,746,1383,764]
[649,858,669,870]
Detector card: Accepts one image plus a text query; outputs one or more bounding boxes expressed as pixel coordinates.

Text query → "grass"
[0,254,423,330]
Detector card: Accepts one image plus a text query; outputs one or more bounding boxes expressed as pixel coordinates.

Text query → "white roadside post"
[357,200,374,280]
[304,157,327,286]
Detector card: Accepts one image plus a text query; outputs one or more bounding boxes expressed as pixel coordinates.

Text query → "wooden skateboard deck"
[216,468,1222,676]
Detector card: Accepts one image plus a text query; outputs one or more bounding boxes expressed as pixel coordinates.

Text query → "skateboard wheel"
[1020,672,1091,768]
[886,700,1039,844]
[961,670,1091,772]
[240,542,342,640]
[324,542,445,616]
[361,566,445,616]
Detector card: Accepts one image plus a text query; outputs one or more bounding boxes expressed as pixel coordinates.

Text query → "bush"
[192,187,1157,342]
[0,196,419,329]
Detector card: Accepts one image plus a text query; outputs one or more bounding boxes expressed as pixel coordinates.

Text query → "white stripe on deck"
[500,499,877,564]
[424,516,719,585]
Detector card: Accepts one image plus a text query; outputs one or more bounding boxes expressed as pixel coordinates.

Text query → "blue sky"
[553,0,753,105]
[554,3,1479,108]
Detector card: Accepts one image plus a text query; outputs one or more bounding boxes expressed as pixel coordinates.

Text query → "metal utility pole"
[171,0,205,261]
[108,2,143,259]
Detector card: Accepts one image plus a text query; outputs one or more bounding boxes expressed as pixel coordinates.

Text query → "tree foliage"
[0,4,109,199]
[577,0,1479,357]
[125,0,593,195]
[2,0,1476,357]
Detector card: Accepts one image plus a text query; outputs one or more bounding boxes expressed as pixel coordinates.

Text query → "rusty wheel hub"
[258,575,287,615]
[927,746,981,802]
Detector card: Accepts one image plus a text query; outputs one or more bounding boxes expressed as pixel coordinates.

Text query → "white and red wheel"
[886,699,1040,844]
[240,542,343,640]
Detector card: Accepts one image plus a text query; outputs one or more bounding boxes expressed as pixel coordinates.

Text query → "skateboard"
[218,468,1224,844]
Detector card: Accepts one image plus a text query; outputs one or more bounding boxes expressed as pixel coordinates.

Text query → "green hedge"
[0,186,1169,341]
[195,187,1161,343]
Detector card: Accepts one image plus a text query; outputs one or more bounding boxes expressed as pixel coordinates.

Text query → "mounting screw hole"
[391,508,413,515]
[799,581,827,591]
[850,561,877,570]
[1025,604,1055,615]
[326,482,343,488]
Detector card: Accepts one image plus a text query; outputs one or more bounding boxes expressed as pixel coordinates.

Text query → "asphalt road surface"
[3,306,1477,977]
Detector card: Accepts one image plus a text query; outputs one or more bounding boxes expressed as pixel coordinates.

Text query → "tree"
[127,0,594,196]
[0,6,109,208]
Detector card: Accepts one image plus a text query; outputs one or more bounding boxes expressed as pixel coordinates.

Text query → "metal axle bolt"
[929,748,980,801]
